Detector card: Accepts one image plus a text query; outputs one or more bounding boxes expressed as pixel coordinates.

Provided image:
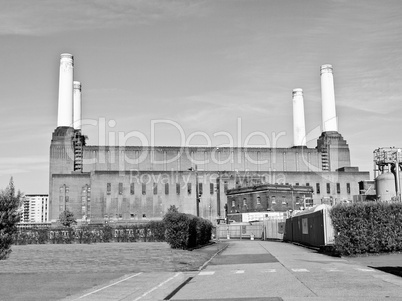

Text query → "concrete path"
[172,241,402,301]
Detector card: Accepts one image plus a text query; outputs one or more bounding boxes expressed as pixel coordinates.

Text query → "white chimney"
[320,64,338,132]
[57,53,74,127]
[73,81,82,130]
[292,88,306,147]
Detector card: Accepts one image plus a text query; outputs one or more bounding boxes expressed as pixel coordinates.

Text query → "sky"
[1,0,402,194]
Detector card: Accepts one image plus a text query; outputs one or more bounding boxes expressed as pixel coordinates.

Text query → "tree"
[167,205,179,213]
[59,210,77,227]
[0,177,21,260]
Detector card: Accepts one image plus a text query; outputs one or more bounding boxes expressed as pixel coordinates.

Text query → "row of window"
[234,195,310,207]
[315,183,351,194]
[106,182,229,196]
[275,182,351,194]
[59,182,352,198]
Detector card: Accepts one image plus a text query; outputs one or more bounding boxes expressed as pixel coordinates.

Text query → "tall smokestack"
[57,53,74,127]
[320,64,338,132]
[73,81,82,130]
[292,88,306,147]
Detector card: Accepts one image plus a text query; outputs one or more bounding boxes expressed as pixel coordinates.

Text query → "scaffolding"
[373,147,402,201]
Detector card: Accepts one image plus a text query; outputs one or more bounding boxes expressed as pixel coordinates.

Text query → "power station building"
[49,53,369,223]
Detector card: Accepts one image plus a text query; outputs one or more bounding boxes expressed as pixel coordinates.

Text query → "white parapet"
[73,81,82,130]
[292,88,306,147]
[57,53,74,127]
[320,64,338,132]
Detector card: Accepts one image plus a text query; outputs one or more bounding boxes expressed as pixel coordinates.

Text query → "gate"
[262,218,286,240]
[216,223,263,240]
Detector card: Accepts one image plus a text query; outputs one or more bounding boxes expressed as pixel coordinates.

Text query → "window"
[130,183,135,195]
[295,183,299,186]
[257,196,261,205]
[153,183,158,195]
[119,183,123,195]
[232,200,235,207]
[165,183,169,195]
[64,196,69,211]
[142,183,146,195]
[326,183,331,194]
[336,183,341,194]
[210,183,214,195]
[243,198,247,206]
[271,196,276,204]
[224,181,228,193]
[187,183,192,195]
[306,183,310,186]
[198,183,203,195]
[176,183,180,195]
[81,186,89,216]
[316,183,320,194]
[107,183,111,194]
[347,183,351,194]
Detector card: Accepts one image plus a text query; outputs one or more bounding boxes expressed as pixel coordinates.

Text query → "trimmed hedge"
[330,202,402,256]
[163,211,212,249]
[13,221,165,245]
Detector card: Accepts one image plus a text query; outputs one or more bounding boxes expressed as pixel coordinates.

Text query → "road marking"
[74,272,143,300]
[355,268,375,272]
[199,271,215,276]
[326,268,342,272]
[133,272,181,301]
[235,270,245,274]
[292,268,309,272]
[262,269,276,273]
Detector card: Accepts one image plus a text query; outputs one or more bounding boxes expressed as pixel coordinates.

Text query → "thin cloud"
[0,168,31,176]
[0,0,208,36]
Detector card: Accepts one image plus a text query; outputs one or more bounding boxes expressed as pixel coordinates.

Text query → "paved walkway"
[62,241,402,301]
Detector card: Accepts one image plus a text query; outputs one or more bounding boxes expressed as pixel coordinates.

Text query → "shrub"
[59,210,77,227]
[164,211,191,249]
[148,221,165,242]
[196,218,213,246]
[330,202,402,256]
[163,210,212,249]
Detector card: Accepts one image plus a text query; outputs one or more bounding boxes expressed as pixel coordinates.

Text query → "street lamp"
[62,184,68,211]
[216,171,221,218]
[188,165,200,216]
[396,149,401,201]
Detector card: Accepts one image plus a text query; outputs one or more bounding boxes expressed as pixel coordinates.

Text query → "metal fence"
[216,223,263,240]
[262,218,286,240]
[216,219,286,240]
